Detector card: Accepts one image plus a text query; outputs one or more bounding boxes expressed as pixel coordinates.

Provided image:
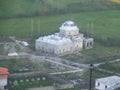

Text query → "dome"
[62,21,76,27]
[60,20,79,31]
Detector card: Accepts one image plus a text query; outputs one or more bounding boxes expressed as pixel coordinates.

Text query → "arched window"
[87,42,89,47]
[98,82,100,86]
[105,85,107,89]
[90,42,93,46]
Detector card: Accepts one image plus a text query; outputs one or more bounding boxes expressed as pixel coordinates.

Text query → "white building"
[95,76,120,90]
[36,21,94,56]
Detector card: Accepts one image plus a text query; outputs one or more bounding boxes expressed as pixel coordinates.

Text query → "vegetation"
[0,59,31,73]
[0,0,120,18]
[62,43,120,64]
[111,0,120,3]
[0,44,4,55]
[9,76,54,90]
[61,88,80,90]
[0,10,120,39]
[99,62,120,73]
[0,58,53,73]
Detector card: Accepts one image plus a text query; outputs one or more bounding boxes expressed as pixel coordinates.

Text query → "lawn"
[61,88,80,90]
[0,10,120,39]
[99,62,120,73]
[9,76,55,90]
[0,44,4,55]
[0,59,31,73]
[0,0,119,18]
[62,43,120,64]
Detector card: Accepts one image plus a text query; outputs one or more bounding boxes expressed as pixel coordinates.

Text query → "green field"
[0,59,31,73]
[0,44,4,55]
[63,43,120,64]
[0,0,120,18]
[0,10,120,39]
[9,76,55,90]
[99,62,120,73]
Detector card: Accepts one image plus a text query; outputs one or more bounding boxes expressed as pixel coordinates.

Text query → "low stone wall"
[59,84,74,89]
[28,86,55,90]
[0,55,29,60]
[28,84,74,90]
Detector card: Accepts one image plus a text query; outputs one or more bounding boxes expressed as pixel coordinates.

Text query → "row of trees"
[0,0,120,19]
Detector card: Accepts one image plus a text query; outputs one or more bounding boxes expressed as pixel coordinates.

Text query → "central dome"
[59,21,79,36]
[62,21,76,27]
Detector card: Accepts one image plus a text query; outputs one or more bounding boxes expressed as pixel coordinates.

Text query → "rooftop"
[96,76,120,86]
[0,67,9,75]
[36,33,73,45]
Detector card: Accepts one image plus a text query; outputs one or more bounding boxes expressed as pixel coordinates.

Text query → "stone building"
[35,21,94,56]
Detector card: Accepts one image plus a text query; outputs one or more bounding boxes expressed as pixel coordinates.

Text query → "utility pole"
[89,64,94,90]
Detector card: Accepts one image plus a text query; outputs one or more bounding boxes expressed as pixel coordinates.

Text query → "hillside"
[111,0,120,3]
[0,0,120,18]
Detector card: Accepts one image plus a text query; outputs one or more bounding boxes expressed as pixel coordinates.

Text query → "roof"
[8,52,18,56]
[36,33,73,45]
[22,41,29,46]
[0,67,9,75]
[60,21,79,31]
[96,76,120,86]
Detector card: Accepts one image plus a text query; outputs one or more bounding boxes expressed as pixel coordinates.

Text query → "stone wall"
[28,84,74,90]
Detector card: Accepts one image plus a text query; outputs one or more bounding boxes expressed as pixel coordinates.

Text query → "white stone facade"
[35,21,94,55]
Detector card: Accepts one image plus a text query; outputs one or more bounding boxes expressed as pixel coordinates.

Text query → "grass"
[0,44,4,55]
[9,76,55,90]
[0,59,33,73]
[0,58,63,73]
[62,43,120,64]
[81,68,114,81]
[0,0,119,18]
[99,62,120,73]
[61,88,80,90]
[0,10,120,39]
[111,0,120,3]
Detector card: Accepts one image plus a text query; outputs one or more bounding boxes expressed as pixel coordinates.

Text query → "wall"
[28,84,74,90]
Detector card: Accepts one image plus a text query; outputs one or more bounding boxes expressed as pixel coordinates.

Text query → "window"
[98,82,100,86]
[87,42,89,47]
[105,85,107,89]
[90,42,93,46]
